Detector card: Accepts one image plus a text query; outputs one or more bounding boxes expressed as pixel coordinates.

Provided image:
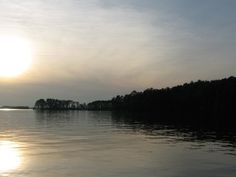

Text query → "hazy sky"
[0,0,236,106]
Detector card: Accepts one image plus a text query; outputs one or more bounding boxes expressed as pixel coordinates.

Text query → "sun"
[0,35,32,77]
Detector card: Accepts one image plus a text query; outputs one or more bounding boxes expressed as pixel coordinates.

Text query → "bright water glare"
[0,110,236,177]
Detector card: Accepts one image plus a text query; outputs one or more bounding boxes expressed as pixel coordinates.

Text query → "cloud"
[0,0,236,105]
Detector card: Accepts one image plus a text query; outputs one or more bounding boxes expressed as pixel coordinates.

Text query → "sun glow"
[0,35,32,77]
[0,141,22,173]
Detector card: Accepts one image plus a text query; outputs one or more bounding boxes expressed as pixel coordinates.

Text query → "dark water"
[0,110,236,177]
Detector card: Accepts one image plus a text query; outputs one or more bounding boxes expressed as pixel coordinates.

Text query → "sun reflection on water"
[0,141,22,173]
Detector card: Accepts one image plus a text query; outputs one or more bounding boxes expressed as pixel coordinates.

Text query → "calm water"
[0,110,236,177]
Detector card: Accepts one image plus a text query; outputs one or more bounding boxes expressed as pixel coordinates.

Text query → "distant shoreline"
[31,76,236,130]
[0,106,31,109]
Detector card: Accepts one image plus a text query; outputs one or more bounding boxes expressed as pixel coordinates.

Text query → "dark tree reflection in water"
[0,109,236,177]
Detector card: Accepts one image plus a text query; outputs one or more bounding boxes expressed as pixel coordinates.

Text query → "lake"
[0,109,236,177]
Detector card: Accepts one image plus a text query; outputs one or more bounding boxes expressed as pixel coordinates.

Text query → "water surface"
[0,110,236,177]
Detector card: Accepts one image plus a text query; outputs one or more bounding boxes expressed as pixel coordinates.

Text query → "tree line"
[34,76,236,127]
[88,76,236,113]
[34,98,86,110]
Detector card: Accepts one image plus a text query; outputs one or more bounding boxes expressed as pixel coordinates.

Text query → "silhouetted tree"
[87,100,112,110]
[108,76,236,127]
[34,76,236,128]
[34,99,83,110]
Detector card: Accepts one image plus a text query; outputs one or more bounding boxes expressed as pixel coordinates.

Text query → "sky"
[0,0,236,106]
